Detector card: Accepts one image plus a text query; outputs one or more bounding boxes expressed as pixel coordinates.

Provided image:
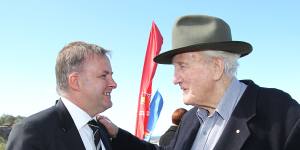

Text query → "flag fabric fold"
[144,90,164,141]
[135,21,163,139]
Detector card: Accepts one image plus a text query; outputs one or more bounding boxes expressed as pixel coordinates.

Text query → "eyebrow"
[174,61,187,65]
[103,70,113,75]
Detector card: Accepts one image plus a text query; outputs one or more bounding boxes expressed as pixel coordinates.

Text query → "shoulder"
[24,105,58,126]
[242,80,299,107]
[169,126,178,131]
[11,105,59,135]
[6,105,59,149]
[240,80,300,147]
[241,80,300,128]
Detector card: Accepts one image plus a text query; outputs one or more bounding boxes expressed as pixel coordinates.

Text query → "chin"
[103,98,112,107]
[105,102,112,109]
[182,98,193,106]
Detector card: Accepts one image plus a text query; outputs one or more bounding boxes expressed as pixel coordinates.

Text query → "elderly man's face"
[172,51,217,108]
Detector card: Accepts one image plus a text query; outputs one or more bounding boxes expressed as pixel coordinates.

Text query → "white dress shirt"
[61,97,105,150]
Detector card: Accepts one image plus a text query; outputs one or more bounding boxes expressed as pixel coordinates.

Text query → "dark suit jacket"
[159,125,178,146]
[6,100,112,150]
[111,80,300,150]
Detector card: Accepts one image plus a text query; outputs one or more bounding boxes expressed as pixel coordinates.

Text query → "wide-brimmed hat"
[154,15,252,64]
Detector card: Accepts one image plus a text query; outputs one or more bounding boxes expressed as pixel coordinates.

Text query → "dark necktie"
[88,120,102,150]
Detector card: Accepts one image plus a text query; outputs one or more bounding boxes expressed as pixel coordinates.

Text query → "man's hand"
[97,115,119,138]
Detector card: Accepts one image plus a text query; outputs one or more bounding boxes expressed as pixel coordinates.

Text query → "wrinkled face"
[78,54,117,115]
[172,52,216,108]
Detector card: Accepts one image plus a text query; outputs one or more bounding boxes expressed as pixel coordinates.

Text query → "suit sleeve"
[284,117,300,150]
[111,128,165,150]
[6,122,44,150]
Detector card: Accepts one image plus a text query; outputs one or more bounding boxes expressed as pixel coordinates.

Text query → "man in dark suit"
[98,15,300,150]
[159,108,187,146]
[6,41,117,150]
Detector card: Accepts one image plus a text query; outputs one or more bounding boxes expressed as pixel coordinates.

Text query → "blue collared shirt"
[191,78,247,150]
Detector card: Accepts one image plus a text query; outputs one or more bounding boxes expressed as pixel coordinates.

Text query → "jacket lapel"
[214,80,258,150]
[214,115,251,150]
[55,99,86,150]
[174,107,200,150]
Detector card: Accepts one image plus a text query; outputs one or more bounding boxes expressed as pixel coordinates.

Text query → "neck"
[60,92,96,117]
[201,76,233,115]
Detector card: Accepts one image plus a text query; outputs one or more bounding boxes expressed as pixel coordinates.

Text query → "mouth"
[181,88,190,95]
[104,92,111,96]
[180,86,188,91]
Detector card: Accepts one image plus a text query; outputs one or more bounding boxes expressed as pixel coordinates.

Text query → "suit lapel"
[174,107,200,150]
[214,80,258,150]
[214,116,251,150]
[55,99,86,150]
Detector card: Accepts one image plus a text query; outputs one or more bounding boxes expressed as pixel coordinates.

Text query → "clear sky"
[0,0,299,136]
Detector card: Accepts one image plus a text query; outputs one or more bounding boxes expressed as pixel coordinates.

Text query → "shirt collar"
[196,108,209,124]
[215,77,247,121]
[61,97,93,130]
[196,77,247,122]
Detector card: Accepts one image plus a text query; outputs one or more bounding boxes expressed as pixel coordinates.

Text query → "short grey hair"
[202,50,240,78]
[55,41,110,94]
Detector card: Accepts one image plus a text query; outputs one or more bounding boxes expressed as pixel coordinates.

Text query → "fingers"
[97,115,112,123]
[97,115,119,138]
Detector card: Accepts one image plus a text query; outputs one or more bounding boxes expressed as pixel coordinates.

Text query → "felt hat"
[154,15,252,64]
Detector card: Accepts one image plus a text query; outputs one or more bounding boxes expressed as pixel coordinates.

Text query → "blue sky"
[0,0,299,135]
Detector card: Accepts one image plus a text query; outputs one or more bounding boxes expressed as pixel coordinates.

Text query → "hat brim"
[153,41,252,64]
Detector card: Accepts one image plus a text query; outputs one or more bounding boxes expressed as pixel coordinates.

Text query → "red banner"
[135,22,163,139]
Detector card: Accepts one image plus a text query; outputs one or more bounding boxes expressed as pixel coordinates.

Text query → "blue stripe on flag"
[144,90,163,141]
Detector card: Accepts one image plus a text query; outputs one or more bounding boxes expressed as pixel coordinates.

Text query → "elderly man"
[99,15,300,150]
[7,41,117,150]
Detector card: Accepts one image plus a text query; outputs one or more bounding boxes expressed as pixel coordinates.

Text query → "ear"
[68,72,80,91]
[212,57,225,80]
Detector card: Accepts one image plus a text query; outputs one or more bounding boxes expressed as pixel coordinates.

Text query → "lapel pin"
[236,129,240,134]
[61,128,67,132]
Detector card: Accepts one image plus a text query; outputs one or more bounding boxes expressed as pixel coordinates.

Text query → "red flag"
[135,21,163,139]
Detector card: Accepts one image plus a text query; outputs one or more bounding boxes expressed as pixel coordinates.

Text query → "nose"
[173,71,182,85]
[109,78,117,89]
